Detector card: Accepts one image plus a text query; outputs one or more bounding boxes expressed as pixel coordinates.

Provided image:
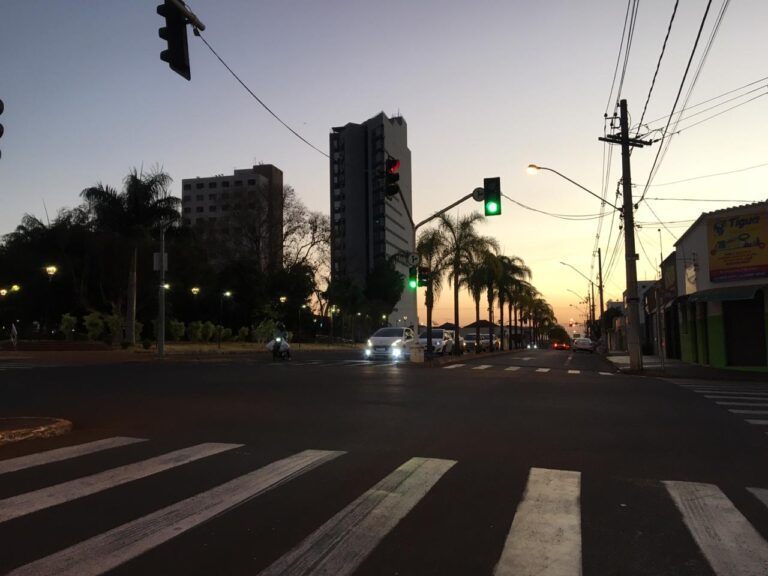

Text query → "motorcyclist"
[273,322,290,359]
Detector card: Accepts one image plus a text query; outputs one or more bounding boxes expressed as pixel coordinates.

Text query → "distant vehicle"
[572,338,595,353]
[552,341,571,351]
[445,330,465,352]
[365,327,415,360]
[480,334,500,351]
[463,333,487,352]
[417,328,454,355]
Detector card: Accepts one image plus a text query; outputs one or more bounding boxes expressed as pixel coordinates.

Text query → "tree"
[417,227,448,353]
[496,255,531,350]
[81,168,180,344]
[364,259,404,323]
[438,212,495,353]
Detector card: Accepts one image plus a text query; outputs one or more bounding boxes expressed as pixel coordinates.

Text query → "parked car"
[572,337,595,353]
[417,328,454,355]
[552,341,571,350]
[480,334,501,351]
[464,333,489,352]
[364,327,415,360]
[445,330,465,352]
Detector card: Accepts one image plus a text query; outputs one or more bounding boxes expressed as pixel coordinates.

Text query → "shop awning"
[687,286,765,302]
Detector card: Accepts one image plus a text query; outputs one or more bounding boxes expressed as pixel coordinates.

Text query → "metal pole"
[158,228,165,357]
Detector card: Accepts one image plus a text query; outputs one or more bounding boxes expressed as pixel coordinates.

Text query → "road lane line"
[746,419,768,425]
[0,442,241,523]
[504,366,520,371]
[729,409,768,415]
[567,370,580,374]
[494,467,581,576]
[8,449,343,576]
[0,437,146,476]
[259,457,455,576]
[535,368,550,373]
[704,395,768,401]
[473,365,492,370]
[695,390,768,396]
[664,480,768,576]
[443,364,465,369]
[716,402,768,407]
[599,372,614,376]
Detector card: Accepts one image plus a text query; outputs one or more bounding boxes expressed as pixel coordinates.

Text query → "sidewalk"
[606,353,768,381]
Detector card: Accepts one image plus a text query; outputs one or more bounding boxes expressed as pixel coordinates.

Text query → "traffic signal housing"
[407,266,418,290]
[0,98,4,160]
[483,177,501,216]
[157,0,191,80]
[418,267,429,287]
[385,157,401,197]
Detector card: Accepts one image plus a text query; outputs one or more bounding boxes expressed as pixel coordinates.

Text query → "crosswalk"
[2,436,768,574]
[0,362,54,371]
[674,380,768,433]
[444,364,616,377]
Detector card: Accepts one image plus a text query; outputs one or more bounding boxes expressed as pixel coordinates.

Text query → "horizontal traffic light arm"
[165,0,206,30]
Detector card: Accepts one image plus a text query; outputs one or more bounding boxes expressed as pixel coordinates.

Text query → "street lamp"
[44,265,58,336]
[218,291,232,349]
[528,162,641,369]
[279,295,287,304]
[190,286,200,296]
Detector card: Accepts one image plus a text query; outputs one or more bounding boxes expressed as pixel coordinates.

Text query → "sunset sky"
[2,0,766,330]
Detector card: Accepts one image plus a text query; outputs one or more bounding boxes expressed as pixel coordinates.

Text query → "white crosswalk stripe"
[443,364,465,369]
[673,380,768,430]
[258,457,455,576]
[473,364,492,370]
[504,366,520,371]
[665,480,768,575]
[3,438,768,576]
[535,368,550,373]
[568,369,580,374]
[0,437,146,475]
[8,449,343,576]
[0,442,241,523]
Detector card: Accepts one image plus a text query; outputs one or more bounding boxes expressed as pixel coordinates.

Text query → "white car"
[364,327,415,360]
[572,338,595,352]
[416,328,454,355]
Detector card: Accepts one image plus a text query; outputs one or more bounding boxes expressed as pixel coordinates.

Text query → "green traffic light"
[408,278,418,290]
[485,201,499,215]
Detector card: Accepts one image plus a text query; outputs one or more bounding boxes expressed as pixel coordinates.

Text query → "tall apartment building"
[330,112,417,327]
[181,164,283,271]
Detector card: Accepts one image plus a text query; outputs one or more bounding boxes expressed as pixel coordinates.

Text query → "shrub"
[104,314,124,345]
[168,320,185,341]
[60,313,77,341]
[253,319,277,343]
[237,326,250,341]
[187,321,203,342]
[83,312,104,341]
[201,321,215,342]
[222,328,233,341]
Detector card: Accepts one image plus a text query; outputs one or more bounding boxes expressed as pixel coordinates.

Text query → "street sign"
[472,187,485,202]
[408,253,419,266]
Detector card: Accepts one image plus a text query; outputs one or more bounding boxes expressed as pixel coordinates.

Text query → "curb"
[0,417,73,445]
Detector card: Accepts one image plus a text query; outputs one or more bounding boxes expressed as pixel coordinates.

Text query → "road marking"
[716,401,768,407]
[664,480,768,576]
[0,437,146,476]
[599,372,614,376]
[535,368,550,373]
[443,364,465,369]
[494,467,581,576]
[746,419,768,425]
[504,366,520,371]
[8,449,343,576]
[567,370,580,374]
[695,390,768,396]
[0,442,241,523]
[473,365,492,370]
[729,409,768,415]
[520,357,533,361]
[259,457,455,576]
[704,395,768,401]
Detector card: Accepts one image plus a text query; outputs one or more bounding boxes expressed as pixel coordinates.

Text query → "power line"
[195,31,330,159]
[643,197,760,202]
[672,91,766,135]
[605,0,634,115]
[506,197,607,221]
[637,0,714,206]
[645,200,679,241]
[638,161,768,188]
[615,0,640,109]
[636,0,679,136]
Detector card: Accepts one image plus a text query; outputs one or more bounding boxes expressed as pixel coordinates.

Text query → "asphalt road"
[1,349,767,575]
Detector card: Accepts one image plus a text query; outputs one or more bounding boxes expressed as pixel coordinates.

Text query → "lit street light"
[218,291,232,349]
[44,264,58,336]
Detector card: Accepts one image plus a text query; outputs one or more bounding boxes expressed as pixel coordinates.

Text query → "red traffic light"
[387,158,401,174]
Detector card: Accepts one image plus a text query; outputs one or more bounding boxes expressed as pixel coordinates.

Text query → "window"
[208,182,217,189]
[183,195,191,202]
[222,204,230,211]
[234,180,243,186]
[222,181,230,188]
[183,207,191,213]
[196,183,204,189]
[221,192,229,200]
[247,179,256,185]
[209,193,217,200]
[209,205,217,212]
[183,183,191,191]
[196,206,204,213]
[183,218,191,226]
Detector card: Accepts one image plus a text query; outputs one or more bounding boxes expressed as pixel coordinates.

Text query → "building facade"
[329,112,417,327]
[181,164,283,271]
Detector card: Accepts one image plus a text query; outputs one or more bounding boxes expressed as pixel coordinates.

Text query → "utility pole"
[597,247,605,337]
[600,99,649,371]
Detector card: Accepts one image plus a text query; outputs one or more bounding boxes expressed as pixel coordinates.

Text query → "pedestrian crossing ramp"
[1,436,768,575]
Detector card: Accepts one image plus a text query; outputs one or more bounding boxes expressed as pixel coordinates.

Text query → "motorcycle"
[266,334,291,360]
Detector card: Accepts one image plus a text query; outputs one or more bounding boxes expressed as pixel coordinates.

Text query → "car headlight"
[391,347,402,358]
[364,348,371,356]
[367,339,373,347]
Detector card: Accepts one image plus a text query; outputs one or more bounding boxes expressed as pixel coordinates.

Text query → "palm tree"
[480,250,503,348]
[438,212,497,353]
[497,255,531,350]
[81,168,179,344]
[530,298,556,347]
[416,227,447,353]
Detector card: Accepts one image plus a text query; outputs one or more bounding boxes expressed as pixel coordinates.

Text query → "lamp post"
[528,162,641,368]
[560,262,597,338]
[44,265,58,336]
[218,290,232,349]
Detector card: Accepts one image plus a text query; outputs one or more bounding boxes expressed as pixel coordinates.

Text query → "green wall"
[707,314,727,367]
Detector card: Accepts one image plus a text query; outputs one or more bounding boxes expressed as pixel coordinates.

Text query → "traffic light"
[157,0,191,80]
[483,177,501,216]
[0,98,4,160]
[408,266,418,290]
[385,157,401,197]
[418,267,429,287]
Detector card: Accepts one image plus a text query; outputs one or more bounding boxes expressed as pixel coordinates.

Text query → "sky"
[2,0,767,331]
